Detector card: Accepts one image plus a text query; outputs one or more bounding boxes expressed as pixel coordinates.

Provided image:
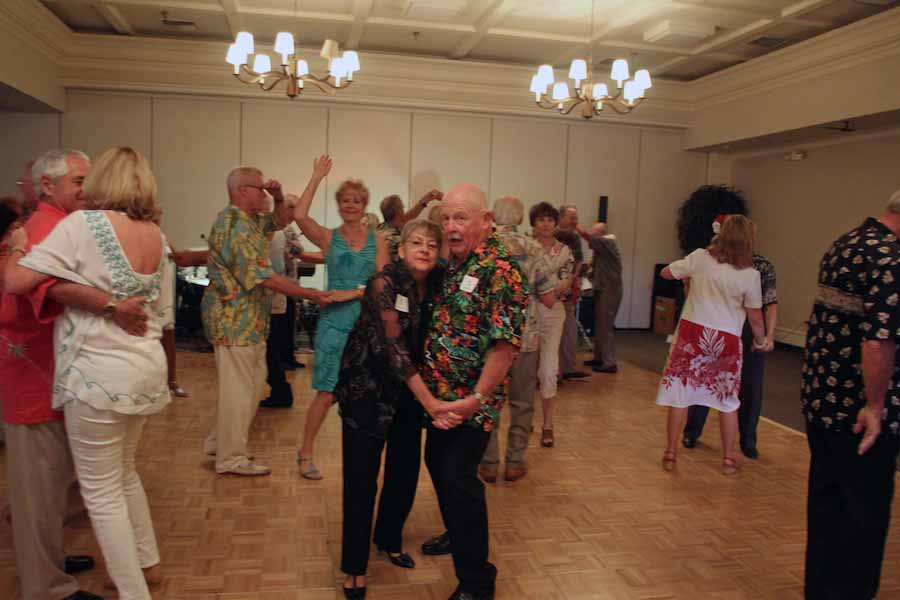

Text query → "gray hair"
[32,149,90,193]
[888,188,900,214]
[558,204,578,218]
[493,196,523,226]
[226,166,262,194]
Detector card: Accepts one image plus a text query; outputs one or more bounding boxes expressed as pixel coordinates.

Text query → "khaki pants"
[481,351,538,468]
[558,300,578,374]
[593,286,622,369]
[205,343,267,472]
[4,420,79,600]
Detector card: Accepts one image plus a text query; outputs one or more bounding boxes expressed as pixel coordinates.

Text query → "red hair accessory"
[711,214,730,234]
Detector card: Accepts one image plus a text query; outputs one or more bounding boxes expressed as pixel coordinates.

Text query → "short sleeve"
[668,249,702,280]
[486,258,529,349]
[758,258,778,305]
[862,246,900,342]
[743,269,763,309]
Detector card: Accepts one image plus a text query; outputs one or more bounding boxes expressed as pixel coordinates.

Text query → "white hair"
[493,196,523,226]
[888,188,900,214]
[32,149,90,194]
[558,204,578,218]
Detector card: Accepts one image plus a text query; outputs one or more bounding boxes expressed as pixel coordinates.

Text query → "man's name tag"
[461,275,479,293]
[395,294,409,313]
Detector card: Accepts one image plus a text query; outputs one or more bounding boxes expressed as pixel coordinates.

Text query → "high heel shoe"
[377,547,415,569]
[343,575,366,599]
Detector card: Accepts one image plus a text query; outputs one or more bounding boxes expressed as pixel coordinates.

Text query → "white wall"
[0,90,707,327]
[732,132,900,345]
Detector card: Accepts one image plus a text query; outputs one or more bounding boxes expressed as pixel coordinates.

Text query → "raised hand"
[113,296,148,337]
[263,179,284,202]
[419,188,443,206]
[312,155,333,181]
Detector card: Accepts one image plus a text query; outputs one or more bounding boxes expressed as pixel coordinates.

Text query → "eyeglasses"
[15,180,25,186]
[241,184,265,192]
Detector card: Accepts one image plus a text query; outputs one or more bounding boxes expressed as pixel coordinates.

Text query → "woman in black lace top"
[335,219,460,599]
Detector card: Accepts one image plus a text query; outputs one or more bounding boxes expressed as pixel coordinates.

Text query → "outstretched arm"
[293,155,334,252]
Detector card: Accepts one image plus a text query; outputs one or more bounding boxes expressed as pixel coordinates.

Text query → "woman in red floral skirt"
[656,215,768,474]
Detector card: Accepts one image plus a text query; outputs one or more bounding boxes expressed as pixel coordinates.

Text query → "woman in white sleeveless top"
[5,147,172,599]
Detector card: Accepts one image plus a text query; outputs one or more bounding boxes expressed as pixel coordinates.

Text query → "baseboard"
[775,326,806,348]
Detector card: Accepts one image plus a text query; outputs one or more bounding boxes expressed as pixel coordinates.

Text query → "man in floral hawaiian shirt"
[801,190,900,600]
[202,166,330,477]
[419,183,528,600]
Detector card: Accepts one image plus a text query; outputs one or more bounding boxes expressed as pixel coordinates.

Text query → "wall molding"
[776,326,806,348]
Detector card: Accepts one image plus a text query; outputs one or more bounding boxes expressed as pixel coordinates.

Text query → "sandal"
[722,456,740,475]
[297,455,323,480]
[661,450,677,472]
[541,428,554,447]
[168,383,188,397]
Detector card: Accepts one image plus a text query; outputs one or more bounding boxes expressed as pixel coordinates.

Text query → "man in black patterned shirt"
[801,191,900,600]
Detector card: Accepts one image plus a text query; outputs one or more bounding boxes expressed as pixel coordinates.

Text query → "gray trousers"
[481,350,538,468]
[4,421,80,600]
[593,285,622,368]
[558,300,578,374]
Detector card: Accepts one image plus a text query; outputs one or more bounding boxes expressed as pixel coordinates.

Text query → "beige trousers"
[4,420,79,600]
[481,350,539,468]
[205,343,267,471]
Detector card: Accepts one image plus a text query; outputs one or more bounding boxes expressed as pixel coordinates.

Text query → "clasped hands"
[425,394,482,430]
[751,337,774,353]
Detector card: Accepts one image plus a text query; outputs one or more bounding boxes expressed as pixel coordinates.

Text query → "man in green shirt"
[202,165,330,476]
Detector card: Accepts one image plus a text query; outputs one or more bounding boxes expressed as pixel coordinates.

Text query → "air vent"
[161,11,198,32]
[750,36,788,48]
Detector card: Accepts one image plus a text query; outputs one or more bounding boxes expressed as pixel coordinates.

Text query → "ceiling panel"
[116,4,231,39]
[240,14,351,48]
[660,56,742,80]
[41,0,116,33]
[468,35,577,66]
[248,0,355,13]
[360,25,468,57]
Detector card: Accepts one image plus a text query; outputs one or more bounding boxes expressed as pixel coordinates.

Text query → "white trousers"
[64,402,159,600]
[205,343,267,471]
[537,303,566,399]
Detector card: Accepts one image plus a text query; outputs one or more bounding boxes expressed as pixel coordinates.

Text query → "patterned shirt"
[801,218,900,435]
[589,234,623,293]
[555,229,583,263]
[202,205,276,346]
[423,234,529,431]
[495,225,556,353]
[754,254,778,307]
[377,222,402,262]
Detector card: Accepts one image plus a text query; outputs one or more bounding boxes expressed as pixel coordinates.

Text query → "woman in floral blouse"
[335,220,460,599]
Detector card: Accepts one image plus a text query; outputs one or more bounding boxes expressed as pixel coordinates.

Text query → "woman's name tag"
[461,275,479,293]
[395,294,410,313]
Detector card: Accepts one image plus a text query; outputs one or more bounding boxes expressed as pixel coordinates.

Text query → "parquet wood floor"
[0,349,898,599]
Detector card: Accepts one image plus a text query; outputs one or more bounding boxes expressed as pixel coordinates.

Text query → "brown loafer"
[478,464,498,483]
[504,465,527,482]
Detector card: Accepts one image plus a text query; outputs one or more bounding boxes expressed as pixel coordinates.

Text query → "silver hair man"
[31,149,90,196]
[492,196,524,226]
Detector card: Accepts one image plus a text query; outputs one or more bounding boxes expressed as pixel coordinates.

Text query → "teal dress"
[313,228,377,391]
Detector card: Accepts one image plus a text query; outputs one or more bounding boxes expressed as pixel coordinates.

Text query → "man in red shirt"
[1,150,146,600]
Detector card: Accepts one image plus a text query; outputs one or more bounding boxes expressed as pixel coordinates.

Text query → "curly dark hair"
[529,201,559,227]
[676,185,747,254]
[0,197,23,242]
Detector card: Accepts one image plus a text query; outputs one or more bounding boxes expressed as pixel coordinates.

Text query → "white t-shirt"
[668,248,762,337]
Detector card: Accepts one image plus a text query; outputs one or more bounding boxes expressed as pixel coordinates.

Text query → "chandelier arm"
[535,95,580,110]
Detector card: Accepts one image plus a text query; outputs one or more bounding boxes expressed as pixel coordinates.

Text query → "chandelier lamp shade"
[529,58,652,117]
[225,31,360,98]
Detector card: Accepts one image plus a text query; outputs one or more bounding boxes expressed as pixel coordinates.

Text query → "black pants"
[805,424,898,600]
[341,396,422,576]
[425,424,496,596]
[684,325,764,448]
[265,311,293,404]
[280,298,297,364]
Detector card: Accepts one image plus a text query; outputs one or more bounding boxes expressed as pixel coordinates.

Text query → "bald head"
[590,222,607,237]
[442,183,492,260]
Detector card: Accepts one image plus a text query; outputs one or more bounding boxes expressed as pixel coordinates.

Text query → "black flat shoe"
[448,587,494,600]
[62,592,104,600]
[343,575,366,599]
[741,446,759,460]
[259,397,293,408]
[421,531,451,556]
[682,436,697,449]
[64,555,95,575]
[378,548,415,568]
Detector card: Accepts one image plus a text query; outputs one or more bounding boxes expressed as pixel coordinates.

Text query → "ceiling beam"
[449,0,521,59]
[89,0,134,35]
[218,0,240,38]
[347,0,374,50]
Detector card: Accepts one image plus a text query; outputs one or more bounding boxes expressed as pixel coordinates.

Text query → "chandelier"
[225,32,360,99]
[527,1,651,118]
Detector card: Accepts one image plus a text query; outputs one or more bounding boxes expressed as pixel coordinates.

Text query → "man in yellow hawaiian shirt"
[202,165,330,476]
[419,183,528,600]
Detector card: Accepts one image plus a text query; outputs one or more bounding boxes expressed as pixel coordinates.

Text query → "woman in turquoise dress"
[293,155,384,479]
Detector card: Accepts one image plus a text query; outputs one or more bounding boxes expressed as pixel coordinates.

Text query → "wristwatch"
[100,298,119,319]
[472,391,486,404]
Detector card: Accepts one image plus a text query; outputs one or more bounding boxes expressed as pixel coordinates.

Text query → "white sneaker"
[217,459,270,476]
[206,449,254,460]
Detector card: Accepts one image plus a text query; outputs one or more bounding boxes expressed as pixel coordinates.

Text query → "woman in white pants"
[5,147,173,600]
[530,202,574,448]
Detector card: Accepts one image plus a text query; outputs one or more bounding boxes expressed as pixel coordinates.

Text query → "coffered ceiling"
[38,0,900,81]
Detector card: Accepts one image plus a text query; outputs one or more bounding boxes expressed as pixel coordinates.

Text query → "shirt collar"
[34,201,69,220]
